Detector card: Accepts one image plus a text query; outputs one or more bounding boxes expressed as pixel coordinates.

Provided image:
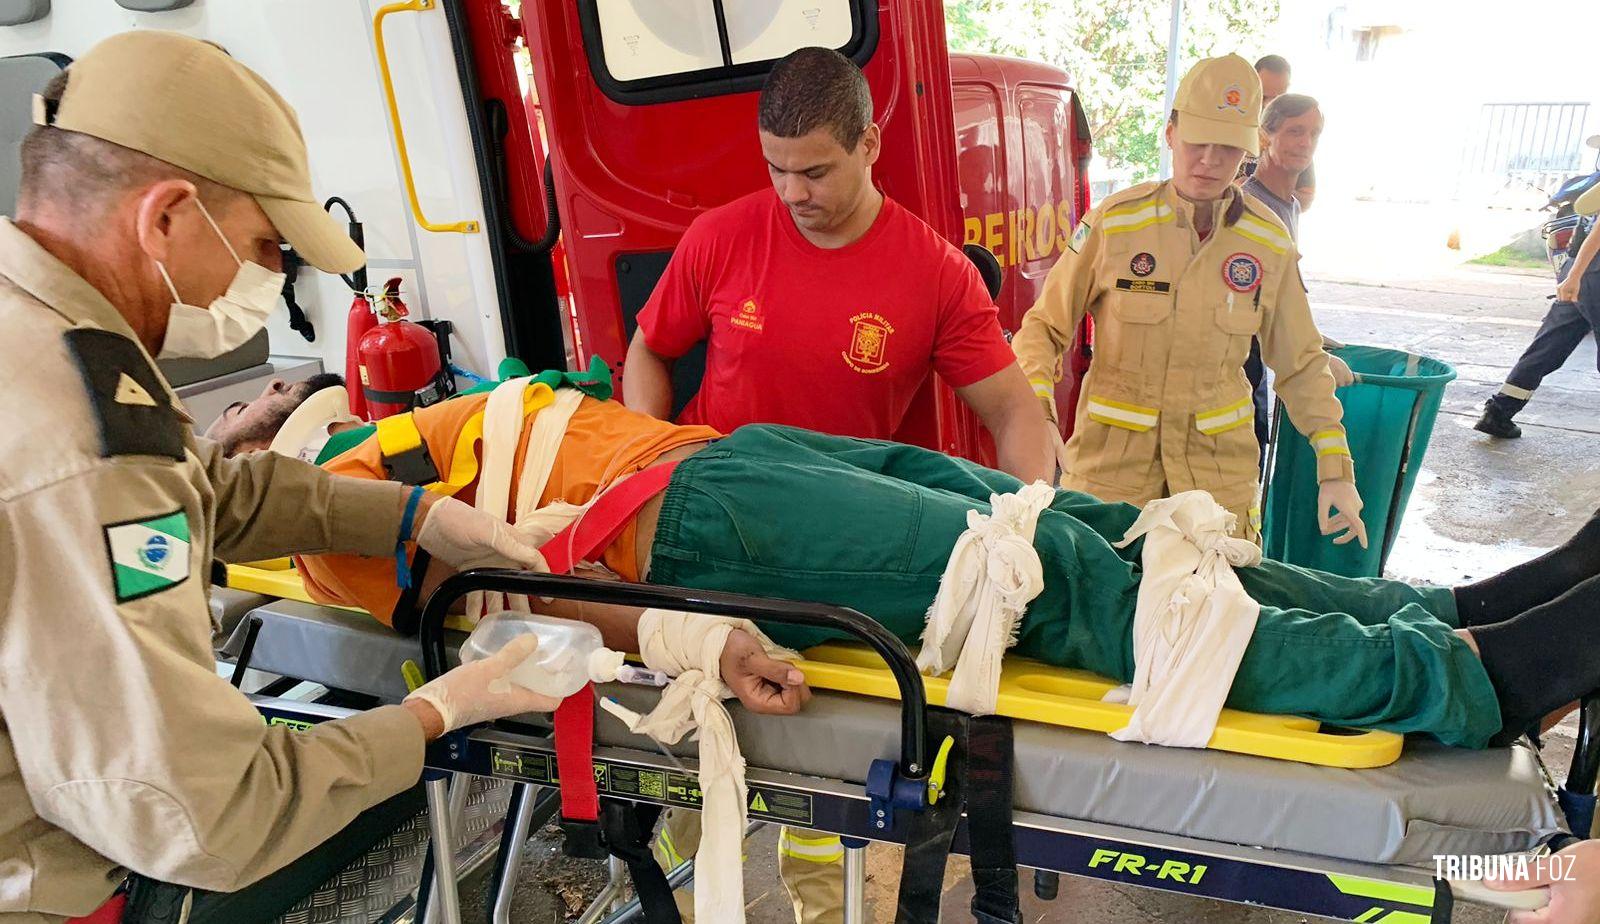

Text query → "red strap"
[67,894,126,924]
[544,461,679,826]
[540,460,680,574]
[553,684,599,822]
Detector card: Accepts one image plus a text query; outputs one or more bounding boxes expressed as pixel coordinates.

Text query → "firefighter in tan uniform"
[0,33,559,923]
[1013,54,1367,547]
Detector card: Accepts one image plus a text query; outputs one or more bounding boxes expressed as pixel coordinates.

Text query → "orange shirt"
[297,394,719,624]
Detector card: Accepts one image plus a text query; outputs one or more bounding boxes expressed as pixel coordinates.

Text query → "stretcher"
[214,571,1585,924]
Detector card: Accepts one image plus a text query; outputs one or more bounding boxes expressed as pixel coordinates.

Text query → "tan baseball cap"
[37,30,363,273]
[1577,183,1599,217]
[1172,53,1262,157]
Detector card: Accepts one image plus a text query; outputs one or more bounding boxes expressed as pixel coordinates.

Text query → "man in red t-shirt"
[625,47,1048,922]
[624,48,1049,484]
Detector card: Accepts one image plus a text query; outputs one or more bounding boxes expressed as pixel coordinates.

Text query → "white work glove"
[1317,479,1369,548]
[405,635,560,733]
[414,495,548,571]
[1326,352,1356,387]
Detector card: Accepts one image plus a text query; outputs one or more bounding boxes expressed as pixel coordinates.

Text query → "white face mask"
[155,199,287,360]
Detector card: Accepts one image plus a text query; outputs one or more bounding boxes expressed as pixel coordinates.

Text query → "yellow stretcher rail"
[373,0,480,235]
[225,563,1403,769]
[795,643,1402,769]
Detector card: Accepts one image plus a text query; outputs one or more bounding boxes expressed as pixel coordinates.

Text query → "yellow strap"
[397,382,559,498]
[374,412,424,458]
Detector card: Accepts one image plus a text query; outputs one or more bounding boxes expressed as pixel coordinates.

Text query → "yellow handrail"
[373,0,480,234]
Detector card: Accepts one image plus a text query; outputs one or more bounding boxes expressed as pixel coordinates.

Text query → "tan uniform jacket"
[0,220,425,922]
[1013,181,1352,531]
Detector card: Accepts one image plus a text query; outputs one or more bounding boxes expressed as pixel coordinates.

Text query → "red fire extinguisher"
[326,197,375,420]
[345,289,376,420]
[357,277,452,419]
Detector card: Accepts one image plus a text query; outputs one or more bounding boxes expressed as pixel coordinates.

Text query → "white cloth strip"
[600,610,797,924]
[918,482,1055,715]
[1498,383,1534,400]
[469,380,588,621]
[1106,491,1263,748]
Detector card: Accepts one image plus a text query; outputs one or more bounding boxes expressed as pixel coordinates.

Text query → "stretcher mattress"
[222,596,1566,867]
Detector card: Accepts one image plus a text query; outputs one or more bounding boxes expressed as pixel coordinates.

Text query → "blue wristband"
[395,486,425,589]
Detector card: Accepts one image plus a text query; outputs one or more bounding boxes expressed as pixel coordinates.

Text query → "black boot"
[1474,574,1600,746]
[1455,507,1600,626]
[1474,400,1522,439]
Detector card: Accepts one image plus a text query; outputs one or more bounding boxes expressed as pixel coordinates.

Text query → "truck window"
[580,0,874,103]
[1017,86,1075,277]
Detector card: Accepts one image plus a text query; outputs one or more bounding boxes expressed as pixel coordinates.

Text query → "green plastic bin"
[1261,345,1456,577]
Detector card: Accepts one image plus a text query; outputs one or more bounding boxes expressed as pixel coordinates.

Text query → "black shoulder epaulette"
[64,328,185,461]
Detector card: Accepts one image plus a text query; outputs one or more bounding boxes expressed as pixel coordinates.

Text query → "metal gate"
[1461,102,1591,195]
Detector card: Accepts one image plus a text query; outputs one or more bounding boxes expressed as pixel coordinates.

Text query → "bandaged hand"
[405,635,560,735]
[720,628,810,715]
[1317,479,1369,549]
[1326,352,1355,387]
[414,495,549,572]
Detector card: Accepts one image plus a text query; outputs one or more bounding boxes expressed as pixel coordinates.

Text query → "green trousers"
[648,426,1504,748]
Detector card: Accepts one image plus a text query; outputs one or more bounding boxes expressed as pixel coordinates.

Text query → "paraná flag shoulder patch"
[1068,219,1091,253]
[104,509,191,602]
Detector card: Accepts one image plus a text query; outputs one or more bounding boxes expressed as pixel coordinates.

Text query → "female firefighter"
[1012,54,1365,546]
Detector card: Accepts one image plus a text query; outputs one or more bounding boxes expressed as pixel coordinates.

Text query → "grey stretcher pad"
[225,597,1566,867]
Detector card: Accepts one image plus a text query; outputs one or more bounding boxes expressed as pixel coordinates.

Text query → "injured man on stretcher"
[212,368,1600,750]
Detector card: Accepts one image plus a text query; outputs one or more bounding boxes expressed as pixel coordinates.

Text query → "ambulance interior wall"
[0,1,512,389]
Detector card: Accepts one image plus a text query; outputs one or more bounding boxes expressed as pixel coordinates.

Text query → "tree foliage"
[945,0,1280,180]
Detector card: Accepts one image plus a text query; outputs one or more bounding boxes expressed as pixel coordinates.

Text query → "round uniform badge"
[1223,252,1262,292]
[1129,252,1156,277]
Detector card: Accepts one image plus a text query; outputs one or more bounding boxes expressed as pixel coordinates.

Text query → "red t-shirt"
[635,189,1015,439]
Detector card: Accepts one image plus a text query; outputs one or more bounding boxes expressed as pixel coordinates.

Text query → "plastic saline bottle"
[461,612,669,698]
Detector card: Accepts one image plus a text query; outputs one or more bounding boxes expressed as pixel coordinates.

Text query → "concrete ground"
[472,253,1600,922]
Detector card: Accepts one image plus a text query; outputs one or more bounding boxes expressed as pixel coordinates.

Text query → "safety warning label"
[485,746,813,826]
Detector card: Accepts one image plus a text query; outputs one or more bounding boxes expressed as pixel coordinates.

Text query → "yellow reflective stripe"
[1312,427,1351,457]
[1087,396,1159,431]
[1195,397,1254,434]
[1102,198,1166,220]
[1234,214,1290,254]
[655,827,685,867]
[1032,382,1053,399]
[1249,505,1262,531]
[777,830,843,863]
[779,831,842,847]
[1100,201,1177,233]
[374,412,424,458]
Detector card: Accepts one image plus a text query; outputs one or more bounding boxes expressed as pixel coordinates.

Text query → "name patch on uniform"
[1115,278,1171,294]
[104,509,191,602]
[1068,219,1091,253]
[1222,253,1263,292]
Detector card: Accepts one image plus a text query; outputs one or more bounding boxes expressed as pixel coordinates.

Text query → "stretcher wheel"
[1033,869,1060,901]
